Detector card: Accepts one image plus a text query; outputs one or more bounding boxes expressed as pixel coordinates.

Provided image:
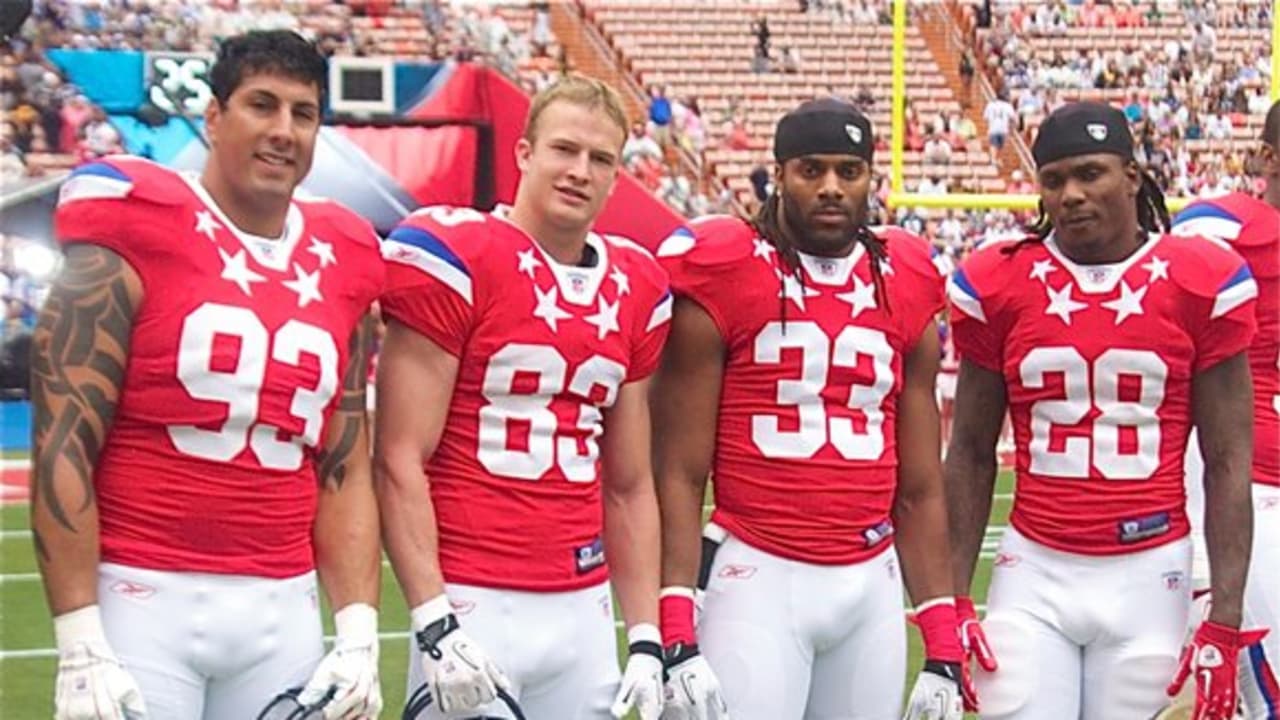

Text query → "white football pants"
[975,527,1191,720]
[697,529,907,720]
[97,562,324,720]
[404,580,620,719]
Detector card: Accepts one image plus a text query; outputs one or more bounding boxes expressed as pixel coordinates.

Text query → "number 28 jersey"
[54,157,385,577]
[658,216,945,565]
[948,233,1257,555]
[379,207,671,592]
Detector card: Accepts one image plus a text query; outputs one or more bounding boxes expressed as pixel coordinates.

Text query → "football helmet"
[256,686,336,720]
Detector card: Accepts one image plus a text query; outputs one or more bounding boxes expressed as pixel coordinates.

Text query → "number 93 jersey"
[657,215,945,565]
[54,157,385,577]
[948,233,1257,555]
[379,206,672,591]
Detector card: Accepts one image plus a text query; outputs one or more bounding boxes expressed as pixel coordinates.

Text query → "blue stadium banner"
[46,49,146,112]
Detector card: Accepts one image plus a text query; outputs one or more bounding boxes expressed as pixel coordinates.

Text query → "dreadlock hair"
[1008,167,1170,255]
[749,187,891,322]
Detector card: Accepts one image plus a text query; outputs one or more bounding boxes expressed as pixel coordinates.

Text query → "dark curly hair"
[210,30,327,107]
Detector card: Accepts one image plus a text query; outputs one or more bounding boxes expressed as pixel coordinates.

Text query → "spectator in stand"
[923,132,952,165]
[983,89,1018,157]
[79,105,122,160]
[0,130,25,182]
[855,83,875,112]
[752,14,770,60]
[780,45,802,74]
[1007,168,1035,194]
[623,122,663,167]
[647,84,672,145]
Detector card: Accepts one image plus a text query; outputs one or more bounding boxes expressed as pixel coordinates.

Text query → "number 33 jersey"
[379,206,672,591]
[948,233,1257,555]
[54,157,385,577]
[657,216,945,565]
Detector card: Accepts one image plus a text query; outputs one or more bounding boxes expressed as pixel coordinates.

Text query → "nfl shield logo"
[1086,123,1108,141]
[845,124,862,145]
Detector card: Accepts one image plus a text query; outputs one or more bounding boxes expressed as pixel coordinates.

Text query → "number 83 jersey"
[54,157,385,578]
[657,216,946,565]
[948,233,1257,555]
[379,206,672,591]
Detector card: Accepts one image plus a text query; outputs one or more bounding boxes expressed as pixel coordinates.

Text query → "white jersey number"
[169,302,340,470]
[1022,346,1167,480]
[751,321,895,460]
[478,344,626,481]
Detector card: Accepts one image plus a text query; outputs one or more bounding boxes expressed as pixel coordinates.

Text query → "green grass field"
[0,472,1014,718]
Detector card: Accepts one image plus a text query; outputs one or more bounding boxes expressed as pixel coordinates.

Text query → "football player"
[32,31,385,720]
[374,75,669,719]
[946,102,1260,719]
[1171,99,1280,719]
[652,98,965,719]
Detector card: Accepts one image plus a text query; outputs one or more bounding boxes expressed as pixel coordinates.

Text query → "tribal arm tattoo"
[29,243,141,614]
[315,312,373,491]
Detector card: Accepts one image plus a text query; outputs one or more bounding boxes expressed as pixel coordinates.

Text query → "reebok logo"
[449,600,476,616]
[718,564,757,580]
[994,552,1021,568]
[109,580,156,600]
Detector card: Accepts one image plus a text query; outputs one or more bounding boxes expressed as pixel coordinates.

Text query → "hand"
[612,624,665,720]
[298,604,382,720]
[956,596,997,712]
[902,661,963,720]
[660,643,729,720]
[53,606,148,720]
[412,595,509,715]
[1166,621,1268,720]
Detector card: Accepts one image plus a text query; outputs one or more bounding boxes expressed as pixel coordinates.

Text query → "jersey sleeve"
[882,227,946,344]
[379,207,484,357]
[1171,198,1244,244]
[655,215,755,343]
[1173,236,1258,371]
[55,158,182,280]
[946,245,1011,372]
[630,281,672,382]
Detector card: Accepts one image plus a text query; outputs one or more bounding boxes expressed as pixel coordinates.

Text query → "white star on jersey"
[878,257,894,276]
[217,247,266,297]
[1141,256,1170,283]
[753,238,776,261]
[533,284,572,332]
[584,296,621,340]
[779,271,820,311]
[1100,280,1149,325]
[517,248,543,279]
[1029,259,1057,283]
[1044,282,1088,325]
[195,210,222,242]
[307,237,336,268]
[283,262,324,308]
[609,266,631,297]
[835,274,878,319]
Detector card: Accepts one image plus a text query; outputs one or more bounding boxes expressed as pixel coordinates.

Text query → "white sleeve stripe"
[1211,277,1258,319]
[646,292,673,332]
[946,276,986,324]
[1171,217,1243,243]
[58,174,133,205]
[382,238,474,305]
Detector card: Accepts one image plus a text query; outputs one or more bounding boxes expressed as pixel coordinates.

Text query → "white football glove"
[412,595,510,715]
[611,624,665,720]
[661,644,729,720]
[298,603,382,720]
[53,605,148,720]
[902,662,964,720]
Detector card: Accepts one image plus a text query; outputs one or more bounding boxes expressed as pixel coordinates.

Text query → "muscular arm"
[312,313,380,611]
[651,298,725,590]
[602,377,663,629]
[892,323,954,605]
[943,359,1008,594]
[373,320,457,608]
[1194,352,1254,627]
[30,244,142,615]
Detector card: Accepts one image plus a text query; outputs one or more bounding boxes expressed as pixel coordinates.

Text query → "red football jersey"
[54,156,385,577]
[658,216,945,564]
[379,206,671,592]
[1173,193,1280,488]
[949,233,1258,555]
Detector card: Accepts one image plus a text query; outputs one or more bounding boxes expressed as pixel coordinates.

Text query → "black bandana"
[773,98,875,164]
[1032,101,1134,168]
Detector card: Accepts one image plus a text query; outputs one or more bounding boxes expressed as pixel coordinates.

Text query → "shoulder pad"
[656,215,756,269]
[58,155,187,208]
[302,199,381,251]
[1161,233,1252,301]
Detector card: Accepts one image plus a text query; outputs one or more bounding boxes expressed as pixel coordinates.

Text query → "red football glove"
[1166,620,1269,720]
[956,596,998,712]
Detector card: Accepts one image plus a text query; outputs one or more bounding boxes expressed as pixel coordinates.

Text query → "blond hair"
[524,74,629,146]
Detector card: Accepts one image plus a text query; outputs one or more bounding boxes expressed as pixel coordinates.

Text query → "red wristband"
[956,595,979,622]
[660,588,697,647]
[917,600,964,663]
